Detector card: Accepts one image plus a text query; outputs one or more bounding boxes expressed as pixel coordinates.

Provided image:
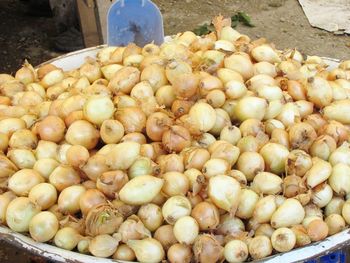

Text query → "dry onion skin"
[0,15,349,262]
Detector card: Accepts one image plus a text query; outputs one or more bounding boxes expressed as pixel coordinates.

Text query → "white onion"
[271,198,305,228]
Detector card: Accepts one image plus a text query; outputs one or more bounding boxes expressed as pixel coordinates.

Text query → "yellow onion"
[33,158,59,180]
[182,147,210,171]
[260,143,289,174]
[96,170,128,198]
[255,224,275,238]
[57,185,86,214]
[162,125,191,153]
[162,195,192,224]
[285,150,312,177]
[9,129,38,149]
[158,154,184,174]
[208,175,241,213]
[189,102,216,132]
[155,85,176,108]
[162,171,190,197]
[291,225,311,248]
[89,234,120,258]
[146,112,172,142]
[271,227,296,252]
[271,198,305,228]
[329,142,350,166]
[220,125,242,145]
[8,169,44,197]
[65,120,99,150]
[0,118,26,136]
[206,89,226,108]
[165,59,192,84]
[106,141,140,170]
[173,216,199,245]
[215,214,245,236]
[252,172,282,195]
[82,154,109,181]
[183,169,205,196]
[253,61,277,77]
[199,75,223,96]
[167,243,192,263]
[118,215,151,243]
[172,73,199,99]
[319,121,349,146]
[283,175,307,198]
[7,149,36,169]
[79,189,107,216]
[236,151,265,181]
[325,197,345,216]
[247,74,276,91]
[100,119,124,144]
[312,183,333,208]
[108,66,140,94]
[154,225,178,250]
[306,157,332,188]
[191,201,219,231]
[236,189,259,219]
[138,203,163,232]
[119,175,164,205]
[193,234,224,263]
[306,219,329,242]
[209,141,240,166]
[251,44,281,63]
[0,192,16,224]
[29,211,59,242]
[115,106,146,133]
[224,54,253,80]
[83,95,114,125]
[28,183,57,210]
[202,158,229,179]
[49,165,80,191]
[325,214,346,235]
[235,96,267,121]
[223,239,248,263]
[277,102,301,128]
[306,76,333,108]
[128,238,165,263]
[113,244,136,261]
[217,68,244,84]
[248,235,272,260]
[310,135,337,160]
[66,145,89,168]
[253,195,277,223]
[171,100,194,118]
[288,122,317,151]
[6,197,41,232]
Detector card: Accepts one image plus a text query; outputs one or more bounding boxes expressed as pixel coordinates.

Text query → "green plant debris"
[193,12,255,36]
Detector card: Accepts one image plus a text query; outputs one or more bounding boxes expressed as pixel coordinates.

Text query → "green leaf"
[237,11,255,27]
[193,24,212,36]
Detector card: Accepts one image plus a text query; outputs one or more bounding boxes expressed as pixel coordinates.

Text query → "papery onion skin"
[29,211,59,242]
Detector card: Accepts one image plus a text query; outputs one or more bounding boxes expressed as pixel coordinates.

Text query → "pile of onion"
[0,15,350,263]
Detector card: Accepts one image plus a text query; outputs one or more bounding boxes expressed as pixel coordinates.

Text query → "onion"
[79,189,106,216]
[165,59,192,84]
[310,135,337,160]
[325,197,345,216]
[28,183,57,210]
[128,238,165,263]
[193,234,224,263]
[119,175,164,205]
[6,197,40,232]
[0,118,26,136]
[154,225,178,250]
[167,243,192,263]
[202,158,229,179]
[162,195,191,224]
[189,102,216,132]
[260,143,289,174]
[209,141,240,166]
[236,189,259,219]
[137,203,163,232]
[58,185,86,214]
[235,96,267,121]
[306,76,333,108]
[224,239,248,263]
[251,172,283,195]
[0,192,16,224]
[236,151,265,181]
[106,141,140,170]
[113,244,136,261]
[65,145,89,169]
[49,165,80,191]
[8,169,44,197]
[115,107,146,134]
[65,120,99,150]
[81,154,109,181]
[255,224,275,238]
[108,66,140,94]
[306,219,329,241]
[290,225,311,247]
[325,214,346,235]
[158,154,184,174]
[155,85,176,108]
[277,102,301,128]
[220,125,241,145]
[288,122,317,151]
[182,148,210,171]
[117,215,151,243]
[312,183,333,208]
[7,149,36,169]
[83,95,114,125]
[253,195,277,223]
[162,125,191,153]
[217,68,244,84]
[171,73,199,99]
[329,142,350,166]
[173,216,199,245]
[206,89,226,108]
[306,157,332,188]
[251,44,281,63]
[327,163,350,195]
[121,132,147,144]
[146,112,172,142]
[319,121,349,146]
[216,214,245,236]
[9,129,38,149]
[208,175,241,213]
[271,227,296,252]
[270,128,289,148]
[29,211,59,242]
[191,201,219,230]
[224,54,253,80]
[271,198,305,228]
[33,158,59,179]
[162,172,190,197]
[248,235,272,260]
[183,169,205,195]
[285,150,312,177]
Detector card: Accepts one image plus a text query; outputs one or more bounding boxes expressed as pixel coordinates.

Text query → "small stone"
[280,17,286,22]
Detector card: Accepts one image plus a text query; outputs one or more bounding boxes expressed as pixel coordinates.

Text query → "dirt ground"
[0,0,349,262]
